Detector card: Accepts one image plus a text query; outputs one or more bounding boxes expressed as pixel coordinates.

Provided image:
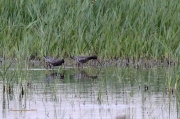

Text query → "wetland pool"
[0,66,179,119]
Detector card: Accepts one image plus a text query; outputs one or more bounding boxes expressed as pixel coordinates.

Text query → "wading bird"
[70,55,101,68]
[44,56,64,69]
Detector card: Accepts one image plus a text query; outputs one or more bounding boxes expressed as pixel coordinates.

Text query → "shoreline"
[0,58,177,69]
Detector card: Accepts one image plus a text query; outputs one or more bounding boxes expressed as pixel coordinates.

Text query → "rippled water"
[0,66,179,119]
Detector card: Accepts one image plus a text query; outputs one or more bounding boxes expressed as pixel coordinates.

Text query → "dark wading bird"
[70,55,101,68]
[44,56,65,69]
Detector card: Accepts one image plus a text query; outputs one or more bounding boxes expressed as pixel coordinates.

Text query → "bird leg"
[96,59,102,66]
[45,62,52,69]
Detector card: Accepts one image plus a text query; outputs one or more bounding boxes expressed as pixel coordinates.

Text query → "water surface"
[0,66,179,119]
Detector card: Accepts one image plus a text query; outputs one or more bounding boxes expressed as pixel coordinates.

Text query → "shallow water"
[0,66,179,119]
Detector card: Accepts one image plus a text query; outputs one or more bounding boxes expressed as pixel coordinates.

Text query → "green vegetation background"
[0,0,180,60]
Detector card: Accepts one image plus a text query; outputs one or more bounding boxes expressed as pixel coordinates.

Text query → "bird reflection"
[70,70,98,80]
[46,72,64,81]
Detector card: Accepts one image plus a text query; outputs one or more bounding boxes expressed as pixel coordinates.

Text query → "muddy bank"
[0,58,177,69]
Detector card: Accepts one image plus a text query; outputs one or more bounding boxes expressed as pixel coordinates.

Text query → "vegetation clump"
[0,0,180,61]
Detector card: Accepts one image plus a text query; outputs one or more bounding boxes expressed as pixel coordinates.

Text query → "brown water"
[0,66,179,119]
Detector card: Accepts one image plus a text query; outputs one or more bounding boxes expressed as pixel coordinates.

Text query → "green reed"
[165,65,180,92]
[0,0,180,60]
[0,53,13,82]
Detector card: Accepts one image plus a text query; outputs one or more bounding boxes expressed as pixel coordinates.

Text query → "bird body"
[70,55,100,68]
[71,55,97,64]
[44,56,64,68]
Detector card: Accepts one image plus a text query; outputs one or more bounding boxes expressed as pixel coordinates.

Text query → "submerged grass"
[0,0,180,60]
[165,66,180,92]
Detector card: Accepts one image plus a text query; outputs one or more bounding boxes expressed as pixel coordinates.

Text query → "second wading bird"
[44,56,65,69]
[70,55,101,68]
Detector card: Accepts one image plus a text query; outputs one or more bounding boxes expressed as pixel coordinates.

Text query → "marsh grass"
[165,66,180,93]
[115,66,180,94]
[0,0,180,60]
